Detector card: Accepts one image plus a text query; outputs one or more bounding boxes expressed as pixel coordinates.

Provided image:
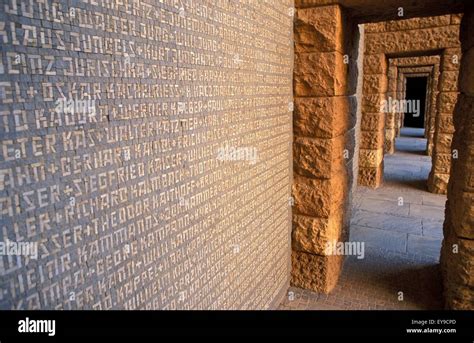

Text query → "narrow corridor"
[280,128,447,310]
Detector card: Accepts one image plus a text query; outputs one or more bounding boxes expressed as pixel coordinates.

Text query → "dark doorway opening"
[403,77,428,129]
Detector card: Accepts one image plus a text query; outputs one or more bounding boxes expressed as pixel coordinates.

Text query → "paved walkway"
[279,128,446,310]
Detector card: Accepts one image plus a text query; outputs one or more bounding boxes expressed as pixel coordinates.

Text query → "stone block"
[360,129,384,150]
[358,166,383,188]
[363,54,387,75]
[449,191,474,239]
[365,26,460,55]
[384,15,451,32]
[388,77,398,92]
[438,92,459,114]
[384,128,396,153]
[385,112,396,128]
[292,211,346,255]
[295,5,343,53]
[442,48,463,71]
[292,173,348,218]
[360,113,384,131]
[294,51,348,96]
[361,93,386,113]
[433,153,452,174]
[439,70,459,92]
[437,114,455,134]
[291,250,344,293]
[362,74,388,94]
[451,14,463,25]
[428,172,449,194]
[440,233,474,309]
[435,133,453,153]
[359,148,383,168]
[293,135,347,179]
[293,96,356,138]
[364,22,386,33]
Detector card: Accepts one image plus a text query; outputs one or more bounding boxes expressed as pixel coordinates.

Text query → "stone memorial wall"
[0,0,294,310]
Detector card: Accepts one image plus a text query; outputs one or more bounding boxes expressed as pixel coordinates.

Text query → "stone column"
[427,64,441,156]
[292,5,358,293]
[440,7,474,310]
[395,71,405,138]
[400,76,407,133]
[385,64,398,154]
[428,48,461,194]
[358,53,387,187]
[425,72,433,139]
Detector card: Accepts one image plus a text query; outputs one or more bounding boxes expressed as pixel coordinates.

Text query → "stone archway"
[359,16,461,189]
[389,55,442,155]
[292,0,473,309]
[385,56,441,155]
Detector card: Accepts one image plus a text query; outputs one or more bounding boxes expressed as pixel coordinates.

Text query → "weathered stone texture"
[358,165,383,187]
[292,211,346,255]
[363,54,387,75]
[440,8,474,310]
[293,135,347,178]
[440,70,460,92]
[294,52,348,96]
[292,4,358,293]
[295,5,344,53]
[294,96,357,138]
[291,250,345,293]
[429,49,461,194]
[366,15,452,33]
[365,26,460,54]
[363,74,389,94]
[441,233,474,309]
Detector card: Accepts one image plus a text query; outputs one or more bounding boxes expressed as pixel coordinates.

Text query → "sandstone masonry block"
[294,96,357,138]
[292,174,348,218]
[295,5,343,53]
[291,250,344,293]
[365,26,460,55]
[292,212,346,255]
[363,54,387,75]
[293,135,346,179]
[295,51,348,96]
[362,74,388,94]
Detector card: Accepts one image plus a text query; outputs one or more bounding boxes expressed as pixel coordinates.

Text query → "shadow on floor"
[279,248,444,310]
[398,127,425,138]
[376,262,443,310]
[383,178,429,192]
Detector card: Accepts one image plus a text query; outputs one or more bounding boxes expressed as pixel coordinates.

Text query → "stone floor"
[279,127,447,310]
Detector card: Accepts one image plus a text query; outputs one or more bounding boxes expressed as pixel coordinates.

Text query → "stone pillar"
[440,7,474,310]
[427,64,441,156]
[395,71,405,137]
[292,5,358,293]
[400,76,407,132]
[425,72,433,139]
[428,48,460,194]
[358,53,387,187]
[385,65,398,154]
